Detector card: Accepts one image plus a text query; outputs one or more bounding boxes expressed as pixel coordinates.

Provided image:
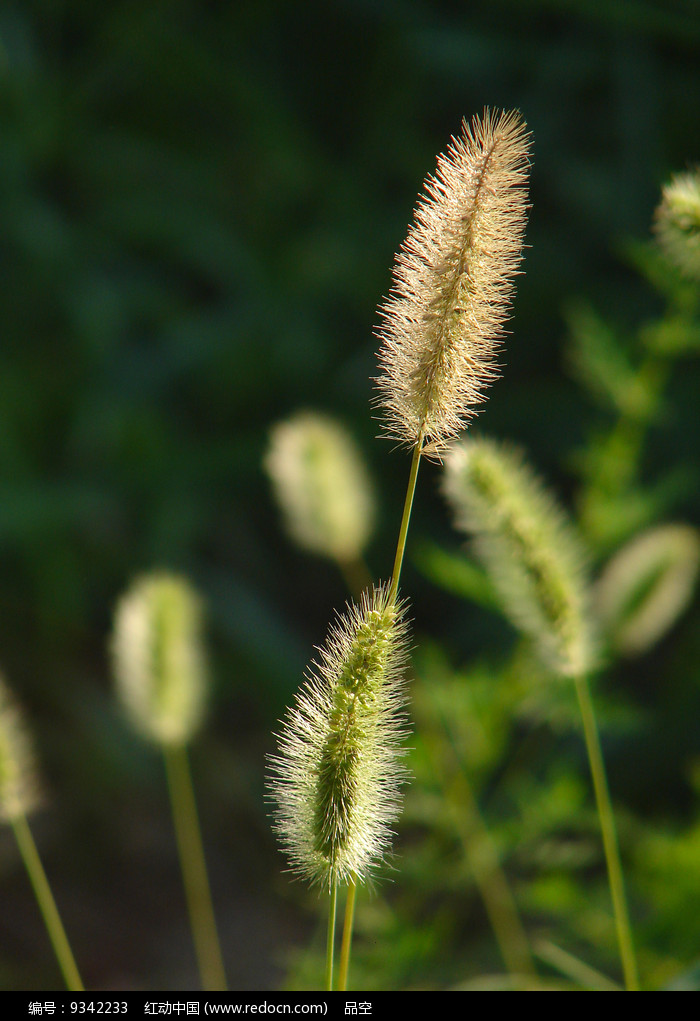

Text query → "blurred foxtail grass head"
[595,523,700,658]
[111,572,208,748]
[443,437,596,679]
[375,108,531,457]
[654,168,700,280]
[0,676,41,823]
[264,410,376,565]
[268,584,411,890]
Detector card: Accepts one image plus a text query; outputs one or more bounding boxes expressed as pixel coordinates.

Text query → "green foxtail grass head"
[264,411,376,564]
[0,676,40,823]
[443,437,596,678]
[654,168,700,280]
[595,523,700,657]
[268,584,410,889]
[111,572,208,747]
[375,108,531,456]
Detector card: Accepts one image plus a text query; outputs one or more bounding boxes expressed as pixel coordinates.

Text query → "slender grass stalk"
[337,878,357,991]
[163,744,227,991]
[447,771,535,983]
[533,938,622,992]
[325,878,338,991]
[12,812,84,991]
[573,675,639,991]
[389,435,425,603]
[419,687,535,984]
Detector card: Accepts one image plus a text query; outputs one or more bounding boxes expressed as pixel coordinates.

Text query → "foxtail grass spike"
[595,523,700,657]
[265,411,376,565]
[268,585,411,890]
[375,108,531,455]
[111,572,208,747]
[654,168,700,280]
[443,437,596,678]
[0,678,40,824]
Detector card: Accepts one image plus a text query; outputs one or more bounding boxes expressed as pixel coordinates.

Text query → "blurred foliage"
[0,0,699,993]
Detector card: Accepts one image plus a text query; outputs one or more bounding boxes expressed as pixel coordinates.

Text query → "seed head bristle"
[111,572,208,747]
[375,108,531,455]
[443,438,596,678]
[268,584,411,889]
[0,677,41,823]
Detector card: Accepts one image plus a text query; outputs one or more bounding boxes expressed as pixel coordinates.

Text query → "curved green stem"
[12,812,84,991]
[163,743,227,991]
[389,437,424,603]
[337,877,357,991]
[325,878,338,991]
[573,675,639,991]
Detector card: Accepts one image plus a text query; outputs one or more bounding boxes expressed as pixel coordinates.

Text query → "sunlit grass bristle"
[268,584,411,890]
[375,108,531,455]
[443,437,596,678]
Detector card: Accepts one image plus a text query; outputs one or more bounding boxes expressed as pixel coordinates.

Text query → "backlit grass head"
[111,572,208,747]
[0,676,40,823]
[268,584,410,889]
[595,524,700,657]
[654,168,700,280]
[443,437,596,678]
[375,108,531,455]
[265,410,376,565]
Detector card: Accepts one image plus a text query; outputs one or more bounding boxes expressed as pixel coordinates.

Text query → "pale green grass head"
[654,168,700,280]
[443,437,596,678]
[0,677,40,823]
[375,108,531,456]
[595,524,700,657]
[111,572,208,747]
[265,410,376,565]
[268,584,411,889]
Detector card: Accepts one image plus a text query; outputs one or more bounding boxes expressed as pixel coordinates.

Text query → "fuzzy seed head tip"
[268,584,411,889]
[111,572,208,747]
[375,108,531,455]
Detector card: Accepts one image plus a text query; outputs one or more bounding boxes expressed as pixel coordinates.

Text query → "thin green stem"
[389,436,424,603]
[334,437,423,985]
[325,878,338,991]
[573,674,639,991]
[11,812,84,991]
[163,743,227,991]
[421,707,535,984]
[336,877,357,991]
[533,938,621,992]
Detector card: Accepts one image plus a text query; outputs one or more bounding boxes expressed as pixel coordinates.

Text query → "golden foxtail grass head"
[268,584,410,889]
[264,411,376,564]
[654,168,700,280]
[443,437,596,678]
[595,523,700,657]
[375,109,531,455]
[0,677,40,823]
[111,572,208,747]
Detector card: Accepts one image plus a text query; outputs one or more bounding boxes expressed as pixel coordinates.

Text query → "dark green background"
[0,0,699,991]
